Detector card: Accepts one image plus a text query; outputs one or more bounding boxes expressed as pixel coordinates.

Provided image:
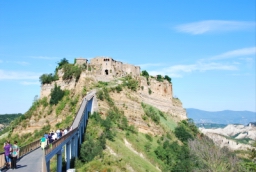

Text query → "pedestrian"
[10,140,19,170]
[3,140,11,168]
[59,129,63,138]
[40,136,47,150]
[48,133,53,144]
[64,128,68,135]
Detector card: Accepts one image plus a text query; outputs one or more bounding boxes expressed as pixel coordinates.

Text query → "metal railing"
[19,139,41,158]
[0,139,41,169]
[0,93,95,171]
[0,152,6,169]
[44,128,78,155]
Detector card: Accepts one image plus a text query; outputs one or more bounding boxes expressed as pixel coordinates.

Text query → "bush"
[141,70,149,77]
[62,64,82,81]
[122,75,138,91]
[156,75,164,82]
[164,75,171,83]
[115,85,123,93]
[39,73,58,84]
[49,84,65,105]
[145,134,153,142]
[148,88,152,95]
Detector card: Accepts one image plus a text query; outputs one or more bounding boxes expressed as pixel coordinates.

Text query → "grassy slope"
[75,86,182,172]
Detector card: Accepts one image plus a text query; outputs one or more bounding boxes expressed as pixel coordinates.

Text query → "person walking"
[10,141,19,170]
[40,136,47,150]
[3,140,11,169]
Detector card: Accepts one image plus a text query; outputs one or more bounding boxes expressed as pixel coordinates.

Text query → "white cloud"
[148,62,237,78]
[210,47,256,60]
[175,20,255,34]
[6,61,30,65]
[20,81,40,85]
[0,70,41,80]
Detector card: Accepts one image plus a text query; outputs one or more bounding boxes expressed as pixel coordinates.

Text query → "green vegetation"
[39,58,82,85]
[148,88,152,95]
[156,75,172,83]
[0,113,22,126]
[62,63,82,81]
[164,75,172,83]
[50,84,65,105]
[39,73,58,84]
[141,102,160,124]
[122,75,138,91]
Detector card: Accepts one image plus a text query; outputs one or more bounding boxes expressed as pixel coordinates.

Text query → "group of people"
[3,140,19,170]
[40,126,72,149]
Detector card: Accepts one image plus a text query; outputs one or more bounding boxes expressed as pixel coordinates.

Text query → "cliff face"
[38,74,186,136]
[138,77,186,121]
[37,59,187,137]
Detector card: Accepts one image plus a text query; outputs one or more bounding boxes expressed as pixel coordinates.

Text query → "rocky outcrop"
[200,124,256,151]
[200,124,256,140]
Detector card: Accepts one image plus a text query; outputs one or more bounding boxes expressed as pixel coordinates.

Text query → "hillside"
[187,108,256,125]
[0,113,22,133]
[1,58,255,171]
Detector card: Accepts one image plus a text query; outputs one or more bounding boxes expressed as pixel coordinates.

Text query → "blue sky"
[0,0,255,114]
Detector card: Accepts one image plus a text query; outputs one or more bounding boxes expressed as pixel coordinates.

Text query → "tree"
[141,70,149,77]
[188,136,244,172]
[49,84,65,105]
[156,75,163,82]
[164,75,172,83]
[58,58,69,68]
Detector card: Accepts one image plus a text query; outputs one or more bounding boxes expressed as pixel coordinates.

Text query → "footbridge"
[0,90,97,172]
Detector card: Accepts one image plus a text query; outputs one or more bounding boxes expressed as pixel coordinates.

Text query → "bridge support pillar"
[71,137,75,157]
[75,132,79,157]
[66,141,71,170]
[57,150,62,172]
[46,161,50,172]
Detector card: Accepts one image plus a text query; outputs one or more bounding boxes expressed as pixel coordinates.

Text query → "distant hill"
[186,108,256,125]
[0,113,22,126]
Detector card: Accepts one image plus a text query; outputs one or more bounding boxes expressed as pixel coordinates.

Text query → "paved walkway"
[5,148,43,172]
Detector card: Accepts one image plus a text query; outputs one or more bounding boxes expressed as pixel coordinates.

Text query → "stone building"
[77,57,141,78]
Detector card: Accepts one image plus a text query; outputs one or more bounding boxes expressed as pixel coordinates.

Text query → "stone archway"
[105,69,109,75]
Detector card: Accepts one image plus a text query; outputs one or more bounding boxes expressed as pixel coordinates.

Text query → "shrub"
[141,70,149,77]
[49,84,65,105]
[164,75,171,83]
[122,75,138,91]
[62,64,82,81]
[148,88,152,95]
[57,58,69,69]
[39,73,58,84]
[156,75,164,82]
[115,85,123,93]
[145,134,153,142]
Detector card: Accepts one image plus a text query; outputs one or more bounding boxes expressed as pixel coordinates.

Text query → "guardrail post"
[66,141,71,170]
[57,150,62,172]
[46,160,50,172]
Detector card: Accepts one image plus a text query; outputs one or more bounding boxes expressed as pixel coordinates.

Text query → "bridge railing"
[19,139,41,158]
[0,152,6,169]
[44,128,78,155]
[0,139,41,169]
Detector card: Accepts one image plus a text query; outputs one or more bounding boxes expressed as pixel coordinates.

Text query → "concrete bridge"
[0,90,97,172]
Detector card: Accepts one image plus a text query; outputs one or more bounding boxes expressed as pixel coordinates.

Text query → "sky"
[0,0,255,114]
